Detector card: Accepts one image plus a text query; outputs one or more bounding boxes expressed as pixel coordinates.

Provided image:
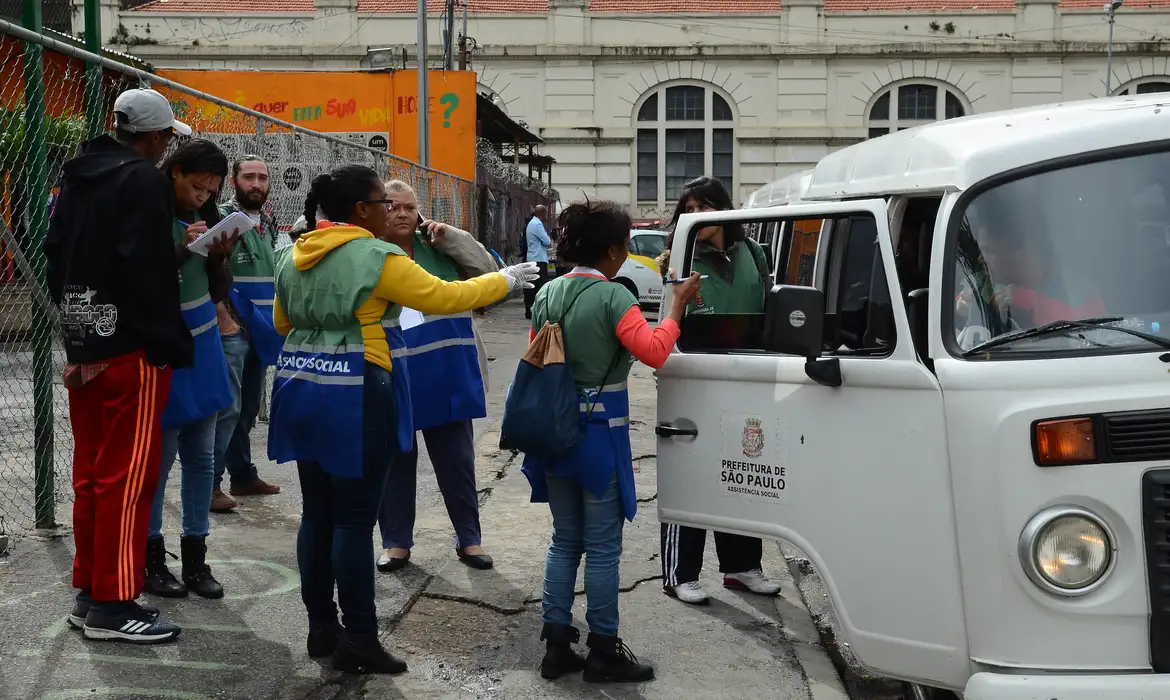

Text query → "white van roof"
[745,169,815,208]
[803,93,1170,201]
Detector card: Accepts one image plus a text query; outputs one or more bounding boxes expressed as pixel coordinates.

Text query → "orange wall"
[156,69,476,181]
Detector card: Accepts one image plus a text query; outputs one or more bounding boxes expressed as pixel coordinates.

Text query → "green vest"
[410,231,461,282]
[226,212,276,281]
[274,236,407,349]
[689,240,767,315]
[173,219,211,305]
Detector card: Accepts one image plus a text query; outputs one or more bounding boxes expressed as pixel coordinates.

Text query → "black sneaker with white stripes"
[68,592,160,630]
[82,601,180,644]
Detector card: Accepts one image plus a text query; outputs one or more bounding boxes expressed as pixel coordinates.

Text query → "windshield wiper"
[961,316,1170,357]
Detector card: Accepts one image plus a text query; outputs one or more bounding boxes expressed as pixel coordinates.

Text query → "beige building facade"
[85,0,1170,219]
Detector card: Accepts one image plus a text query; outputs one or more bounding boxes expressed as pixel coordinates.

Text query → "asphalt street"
[0,298,854,700]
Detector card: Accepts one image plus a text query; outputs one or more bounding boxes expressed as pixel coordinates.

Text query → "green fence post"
[23,0,57,529]
[84,0,104,139]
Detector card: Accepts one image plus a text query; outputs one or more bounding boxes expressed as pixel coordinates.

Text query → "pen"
[663,275,709,285]
[177,219,190,227]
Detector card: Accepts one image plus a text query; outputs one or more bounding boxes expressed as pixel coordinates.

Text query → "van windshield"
[949,148,1170,357]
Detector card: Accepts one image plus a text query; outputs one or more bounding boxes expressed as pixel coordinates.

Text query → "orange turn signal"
[1035,418,1097,466]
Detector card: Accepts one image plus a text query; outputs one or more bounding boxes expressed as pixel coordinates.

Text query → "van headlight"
[1018,506,1115,596]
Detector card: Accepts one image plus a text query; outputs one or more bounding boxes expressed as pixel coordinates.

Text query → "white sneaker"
[665,580,711,605]
[723,569,782,597]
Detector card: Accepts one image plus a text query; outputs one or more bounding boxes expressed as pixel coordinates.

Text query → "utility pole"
[1105,0,1123,95]
[83,0,103,139]
[417,0,430,167]
[444,0,456,70]
[458,0,469,70]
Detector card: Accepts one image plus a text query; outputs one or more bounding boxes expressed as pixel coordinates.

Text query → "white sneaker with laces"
[666,580,711,605]
[723,569,782,597]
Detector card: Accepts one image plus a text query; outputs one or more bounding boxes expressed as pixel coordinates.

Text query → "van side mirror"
[763,285,842,388]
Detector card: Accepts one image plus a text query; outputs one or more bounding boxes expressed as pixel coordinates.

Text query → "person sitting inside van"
[956,222,1106,330]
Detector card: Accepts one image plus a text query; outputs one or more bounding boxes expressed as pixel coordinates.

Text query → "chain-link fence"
[0,19,474,539]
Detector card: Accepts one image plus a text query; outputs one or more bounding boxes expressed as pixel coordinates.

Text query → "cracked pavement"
[0,299,849,700]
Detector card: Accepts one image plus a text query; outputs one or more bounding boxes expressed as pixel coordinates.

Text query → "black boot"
[144,536,187,598]
[180,535,224,599]
[332,632,408,675]
[307,623,343,658]
[539,623,586,680]
[582,632,655,684]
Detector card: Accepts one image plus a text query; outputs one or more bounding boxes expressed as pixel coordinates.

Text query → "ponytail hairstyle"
[554,197,632,268]
[303,165,382,229]
[160,138,228,227]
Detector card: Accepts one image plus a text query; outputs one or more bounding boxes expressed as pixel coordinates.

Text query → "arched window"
[1115,78,1170,96]
[634,83,736,207]
[867,81,968,139]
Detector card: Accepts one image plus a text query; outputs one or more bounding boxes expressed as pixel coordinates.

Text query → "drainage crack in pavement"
[522,574,665,605]
[636,492,658,503]
[420,591,528,616]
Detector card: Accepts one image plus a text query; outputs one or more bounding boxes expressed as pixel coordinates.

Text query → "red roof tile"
[358,0,548,10]
[133,0,314,10]
[589,0,781,10]
[825,0,1012,9]
[1060,0,1170,7]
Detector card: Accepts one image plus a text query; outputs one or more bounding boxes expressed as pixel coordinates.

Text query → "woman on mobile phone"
[375,180,499,573]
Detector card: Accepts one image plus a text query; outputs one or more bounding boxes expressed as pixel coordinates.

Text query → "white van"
[657,94,1170,699]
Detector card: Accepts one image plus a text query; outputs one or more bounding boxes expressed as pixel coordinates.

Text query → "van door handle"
[656,423,698,438]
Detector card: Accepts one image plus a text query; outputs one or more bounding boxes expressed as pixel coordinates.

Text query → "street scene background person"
[211,154,283,513]
[375,180,499,573]
[657,176,781,606]
[524,204,552,319]
[522,199,701,684]
[267,165,538,674]
[145,139,238,602]
[44,88,192,644]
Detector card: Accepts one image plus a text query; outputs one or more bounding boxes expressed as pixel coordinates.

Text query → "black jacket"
[45,135,194,369]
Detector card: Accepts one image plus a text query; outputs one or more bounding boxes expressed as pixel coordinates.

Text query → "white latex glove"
[501,261,540,292]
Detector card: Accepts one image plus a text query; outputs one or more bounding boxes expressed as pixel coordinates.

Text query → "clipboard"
[186,211,254,257]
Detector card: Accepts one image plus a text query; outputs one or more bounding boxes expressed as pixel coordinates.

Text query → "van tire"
[615,278,639,299]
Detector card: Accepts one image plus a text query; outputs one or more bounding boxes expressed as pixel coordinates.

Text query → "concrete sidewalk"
[0,299,849,700]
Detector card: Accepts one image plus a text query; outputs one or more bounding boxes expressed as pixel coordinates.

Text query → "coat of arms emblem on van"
[742,417,764,459]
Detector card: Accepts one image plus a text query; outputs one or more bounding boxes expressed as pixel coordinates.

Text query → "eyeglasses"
[364,199,418,213]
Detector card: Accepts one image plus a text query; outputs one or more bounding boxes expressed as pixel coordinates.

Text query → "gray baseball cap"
[113,88,192,136]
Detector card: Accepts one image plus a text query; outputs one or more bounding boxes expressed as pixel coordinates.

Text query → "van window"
[949,149,1170,357]
[675,212,896,357]
[827,216,896,355]
[775,219,824,286]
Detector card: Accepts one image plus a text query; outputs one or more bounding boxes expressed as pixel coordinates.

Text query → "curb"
[772,549,851,700]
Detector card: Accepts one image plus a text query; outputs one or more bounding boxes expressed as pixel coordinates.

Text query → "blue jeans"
[214,332,262,490]
[542,473,624,637]
[149,413,218,539]
[379,419,481,550]
[297,364,398,635]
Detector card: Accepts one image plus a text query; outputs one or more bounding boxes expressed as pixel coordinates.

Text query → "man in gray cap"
[45,87,193,645]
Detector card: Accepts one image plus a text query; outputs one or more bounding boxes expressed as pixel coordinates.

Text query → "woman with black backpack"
[520,199,700,684]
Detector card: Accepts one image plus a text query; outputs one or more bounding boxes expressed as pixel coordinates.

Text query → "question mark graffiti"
[439,93,459,128]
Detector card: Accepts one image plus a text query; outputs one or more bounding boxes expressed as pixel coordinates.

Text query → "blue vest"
[160,291,233,430]
[521,383,638,521]
[394,310,486,431]
[229,277,282,367]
